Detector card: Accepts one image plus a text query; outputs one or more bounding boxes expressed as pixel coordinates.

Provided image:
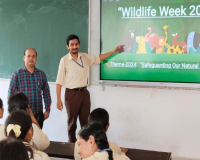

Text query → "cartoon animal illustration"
[144,27,165,53]
[145,27,158,42]
[190,46,200,54]
[186,32,196,53]
[131,43,138,53]
[119,30,135,53]
[192,32,200,50]
[145,41,152,54]
[136,36,147,53]
[168,27,187,53]
[163,25,184,54]
[172,33,187,53]
[156,37,166,53]
[185,31,200,53]
[160,45,169,54]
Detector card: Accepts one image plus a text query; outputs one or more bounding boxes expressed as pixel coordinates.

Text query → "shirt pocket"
[37,80,44,93]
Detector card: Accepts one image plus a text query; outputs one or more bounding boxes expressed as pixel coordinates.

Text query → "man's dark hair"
[66,34,80,46]
[0,98,3,109]
[24,48,37,57]
[8,92,29,113]
[88,108,109,131]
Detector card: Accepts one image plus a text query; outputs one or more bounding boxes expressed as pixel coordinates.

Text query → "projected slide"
[100,0,200,83]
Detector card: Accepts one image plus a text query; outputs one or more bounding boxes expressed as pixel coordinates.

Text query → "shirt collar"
[22,66,38,72]
[68,52,81,61]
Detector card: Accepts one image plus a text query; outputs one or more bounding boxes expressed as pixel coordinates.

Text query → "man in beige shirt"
[56,34,123,142]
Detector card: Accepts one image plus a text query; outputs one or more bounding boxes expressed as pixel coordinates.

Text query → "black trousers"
[33,111,44,129]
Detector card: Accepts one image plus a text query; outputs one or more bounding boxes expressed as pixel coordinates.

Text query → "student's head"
[88,108,109,132]
[77,122,113,160]
[24,48,37,67]
[0,98,2,109]
[0,98,4,119]
[66,34,80,54]
[8,92,29,113]
[5,110,33,143]
[0,137,29,160]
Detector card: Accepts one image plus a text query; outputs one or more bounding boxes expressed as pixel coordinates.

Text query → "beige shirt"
[83,152,130,160]
[0,124,6,140]
[24,142,50,160]
[74,141,125,160]
[31,123,50,150]
[56,52,100,89]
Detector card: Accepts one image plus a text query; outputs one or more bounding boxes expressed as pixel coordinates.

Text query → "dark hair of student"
[24,48,37,56]
[5,110,32,140]
[8,92,29,113]
[78,122,113,160]
[0,137,29,160]
[88,108,109,131]
[66,34,80,46]
[0,98,2,109]
[4,110,33,158]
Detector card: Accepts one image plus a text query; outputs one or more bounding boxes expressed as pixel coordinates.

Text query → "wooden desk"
[44,141,75,159]
[126,148,171,160]
[44,141,172,160]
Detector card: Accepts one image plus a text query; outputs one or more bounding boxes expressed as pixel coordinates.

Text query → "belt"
[73,86,87,91]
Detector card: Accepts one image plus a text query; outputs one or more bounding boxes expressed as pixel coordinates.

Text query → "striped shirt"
[8,66,51,112]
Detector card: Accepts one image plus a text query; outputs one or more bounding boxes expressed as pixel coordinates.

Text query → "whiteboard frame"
[99,0,200,89]
[99,80,200,89]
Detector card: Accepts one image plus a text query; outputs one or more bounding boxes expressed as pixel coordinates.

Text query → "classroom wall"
[0,0,200,160]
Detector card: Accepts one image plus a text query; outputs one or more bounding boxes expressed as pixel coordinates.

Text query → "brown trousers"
[65,88,91,143]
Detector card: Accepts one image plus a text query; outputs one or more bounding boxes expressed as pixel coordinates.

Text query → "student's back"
[5,110,50,160]
[0,98,3,119]
[0,98,5,140]
[0,92,49,150]
[82,152,130,160]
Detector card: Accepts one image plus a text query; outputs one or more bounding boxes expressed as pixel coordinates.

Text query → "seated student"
[4,110,50,160]
[0,98,4,138]
[0,92,49,150]
[0,98,3,119]
[74,108,128,160]
[77,122,130,160]
[0,137,30,160]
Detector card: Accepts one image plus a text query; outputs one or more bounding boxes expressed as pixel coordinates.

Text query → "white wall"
[89,85,200,159]
[0,0,200,160]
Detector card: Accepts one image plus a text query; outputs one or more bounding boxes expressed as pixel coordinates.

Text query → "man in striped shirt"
[8,48,51,129]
